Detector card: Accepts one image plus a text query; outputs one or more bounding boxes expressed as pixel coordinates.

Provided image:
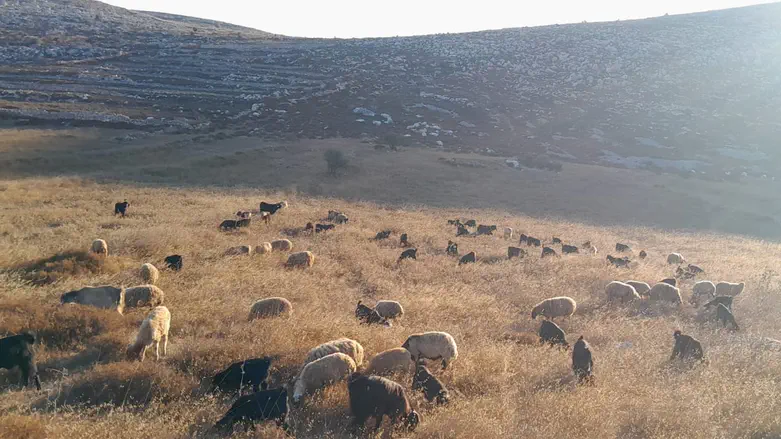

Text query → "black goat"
[348,373,420,434]
[412,361,449,404]
[164,255,183,271]
[539,320,568,348]
[0,332,41,390]
[114,200,130,217]
[214,387,288,432]
[212,357,273,394]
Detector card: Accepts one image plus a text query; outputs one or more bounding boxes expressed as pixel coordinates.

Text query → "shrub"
[324,149,349,175]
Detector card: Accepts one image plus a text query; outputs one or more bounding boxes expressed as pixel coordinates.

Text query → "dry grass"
[1,177,781,438]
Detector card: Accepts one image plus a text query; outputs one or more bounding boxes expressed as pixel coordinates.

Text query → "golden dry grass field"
[1,173,781,439]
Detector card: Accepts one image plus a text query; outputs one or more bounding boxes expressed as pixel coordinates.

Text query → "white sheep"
[366,347,414,376]
[605,281,640,303]
[60,286,125,314]
[504,227,513,240]
[401,331,458,369]
[625,280,651,296]
[304,338,364,367]
[140,263,159,285]
[90,239,108,256]
[286,251,315,268]
[127,306,171,362]
[225,245,253,256]
[716,281,745,296]
[374,300,404,319]
[292,352,356,404]
[124,285,165,308]
[691,281,716,305]
[248,297,293,320]
[271,239,293,252]
[256,242,273,254]
[531,296,577,320]
[649,283,682,304]
[667,253,685,265]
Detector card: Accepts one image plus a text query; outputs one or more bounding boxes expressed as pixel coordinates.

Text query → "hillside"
[0,1,780,179]
[0,177,780,438]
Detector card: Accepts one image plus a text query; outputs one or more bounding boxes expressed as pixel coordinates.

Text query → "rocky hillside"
[1,0,780,177]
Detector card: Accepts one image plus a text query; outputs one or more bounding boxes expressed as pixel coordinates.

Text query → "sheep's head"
[406,410,421,431]
[126,343,144,361]
[531,310,538,320]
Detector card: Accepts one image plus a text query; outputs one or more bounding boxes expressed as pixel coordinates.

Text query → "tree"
[324,149,348,176]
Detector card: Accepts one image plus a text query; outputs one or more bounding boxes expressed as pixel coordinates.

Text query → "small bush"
[324,149,349,176]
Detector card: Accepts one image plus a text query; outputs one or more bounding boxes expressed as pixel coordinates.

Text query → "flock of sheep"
[0,200,755,437]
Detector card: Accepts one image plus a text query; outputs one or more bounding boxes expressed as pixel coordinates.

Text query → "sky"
[101,0,776,38]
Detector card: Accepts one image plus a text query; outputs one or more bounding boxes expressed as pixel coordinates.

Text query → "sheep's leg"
[373,415,384,432]
[260,380,268,390]
[154,341,160,361]
[19,364,31,389]
[162,334,168,357]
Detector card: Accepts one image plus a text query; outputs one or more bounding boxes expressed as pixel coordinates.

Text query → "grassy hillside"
[1,177,780,438]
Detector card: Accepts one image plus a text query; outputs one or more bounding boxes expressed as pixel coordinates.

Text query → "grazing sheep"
[348,373,420,435]
[400,233,409,246]
[649,283,682,304]
[504,227,513,239]
[541,246,558,258]
[402,332,458,369]
[61,286,125,314]
[615,243,631,252]
[464,219,477,228]
[456,224,470,236]
[625,280,651,297]
[667,253,685,265]
[607,255,630,268]
[127,306,171,362]
[552,237,562,244]
[374,230,392,240]
[124,285,165,308]
[334,213,349,224]
[562,244,579,254]
[236,217,252,228]
[90,238,108,256]
[375,300,404,319]
[212,357,273,394]
[572,336,593,384]
[716,281,745,296]
[661,278,677,287]
[256,242,273,254]
[0,332,41,390]
[398,248,417,261]
[305,338,364,367]
[446,240,459,256]
[286,251,315,268]
[224,245,253,256]
[412,360,449,404]
[249,297,293,320]
[670,330,704,362]
[716,304,739,330]
[315,223,335,233]
[327,210,343,221]
[271,239,293,252]
[527,237,542,247]
[605,281,640,303]
[639,250,647,259]
[164,255,182,271]
[114,200,130,217]
[458,251,476,265]
[215,387,288,432]
[367,348,414,376]
[508,246,526,259]
[219,219,238,231]
[140,263,159,285]
[539,320,568,348]
[293,352,357,403]
[259,201,285,216]
[704,296,733,310]
[476,225,497,236]
[691,281,717,305]
[531,297,577,320]
[355,301,390,326]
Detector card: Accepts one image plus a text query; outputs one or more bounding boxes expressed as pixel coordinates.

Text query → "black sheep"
[541,246,557,258]
[464,219,477,228]
[164,255,183,271]
[259,201,284,215]
[214,387,288,432]
[476,225,497,235]
[456,225,470,236]
[615,243,631,252]
[212,357,273,394]
[114,200,130,217]
[639,250,647,259]
[219,219,238,231]
[348,373,420,434]
[507,246,525,259]
[539,320,568,348]
[660,278,677,287]
[572,336,594,384]
[374,230,392,240]
[562,244,579,254]
[526,236,542,247]
[670,330,704,362]
[458,251,476,265]
[519,234,528,244]
[446,240,459,257]
[355,301,390,326]
[0,332,41,390]
[716,304,739,330]
[552,237,562,244]
[412,361,449,404]
[607,255,630,268]
[398,248,417,261]
[316,224,335,233]
[704,296,733,310]
[400,233,409,246]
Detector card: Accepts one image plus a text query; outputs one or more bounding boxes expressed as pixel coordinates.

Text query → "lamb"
[334,213,349,224]
[355,301,390,326]
[126,306,171,362]
[224,245,253,256]
[212,357,273,394]
[248,297,293,320]
[716,281,745,296]
[458,251,476,265]
[690,281,716,305]
[114,200,130,217]
[374,230,392,240]
[649,283,682,304]
[605,281,640,303]
[286,251,315,268]
[541,246,558,258]
[293,352,356,403]
[531,296,577,320]
[398,248,417,261]
[508,246,526,259]
[366,348,414,376]
[670,330,704,362]
[215,387,288,432]
[60,286,125,314]
[667,253,685,265]
[562,244,579,254]
[504,227,513,239]
[539,319,568,348]
[255,242,273,254]
[90,238,108,256]
[348,373,421,435]
[476,225,497,235]
[164,254,183,271]
[401,332,458,369]
[704,296,733,310]
[625,280,651,297]
[304,338,364,367]
[124,285,165,308]
[615,243,631,252]
[660,278,677,287]
[412,360,449,404]
[140,263,159,285]
[572,336,593,384]
[0,332,41,390]
[271,239,293,252]
[375,300,404,319]
[446,240,459,256]
[716,303,739,330]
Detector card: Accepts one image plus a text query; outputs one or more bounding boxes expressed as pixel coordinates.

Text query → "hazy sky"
[101,0,775,38]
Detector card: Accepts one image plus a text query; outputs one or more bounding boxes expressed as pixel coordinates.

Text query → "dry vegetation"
[1,177,781,438]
